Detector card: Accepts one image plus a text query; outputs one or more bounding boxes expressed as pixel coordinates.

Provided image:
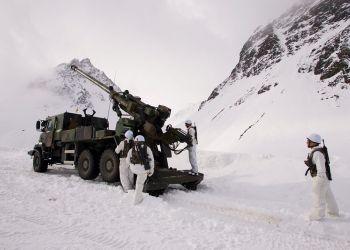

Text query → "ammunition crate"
[61,129,76,142]
[75,126,93,141]
[95,129,115,139]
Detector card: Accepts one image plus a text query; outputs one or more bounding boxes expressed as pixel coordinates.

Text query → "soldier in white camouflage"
[115,130,135,192]
[126,135,154,205]
[185,120,198,174]
[305,133,339,220]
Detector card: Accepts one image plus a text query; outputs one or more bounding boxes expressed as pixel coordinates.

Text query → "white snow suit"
[308,146,339,220]
[115,139,134,191]
[126,144,154,205]
[187,126,198,173]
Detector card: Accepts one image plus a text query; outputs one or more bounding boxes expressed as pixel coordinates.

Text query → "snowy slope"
[183,0,350,159]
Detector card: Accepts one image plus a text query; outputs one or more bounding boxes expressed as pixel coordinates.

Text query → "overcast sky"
[0,0,301,113]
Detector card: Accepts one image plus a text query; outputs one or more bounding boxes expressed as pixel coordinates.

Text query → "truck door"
[41,117,56,148]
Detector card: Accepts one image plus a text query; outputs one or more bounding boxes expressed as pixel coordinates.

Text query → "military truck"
[28,65,203,194]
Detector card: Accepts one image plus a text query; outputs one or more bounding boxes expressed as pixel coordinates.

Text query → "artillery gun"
[28,65,203,193]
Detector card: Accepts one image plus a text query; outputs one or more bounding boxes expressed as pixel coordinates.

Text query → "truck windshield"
[47,119,55,131]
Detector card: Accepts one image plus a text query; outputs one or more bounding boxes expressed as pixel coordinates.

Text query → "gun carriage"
[28,65,203,193]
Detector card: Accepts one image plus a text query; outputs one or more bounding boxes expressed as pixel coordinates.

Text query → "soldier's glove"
[148,169,154,177]
[304,160,310,167]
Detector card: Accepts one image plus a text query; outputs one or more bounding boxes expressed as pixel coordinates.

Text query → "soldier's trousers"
[134,173,148,205]
[119,159,134,191]
[310,176,339,220]
[188,145,198,173]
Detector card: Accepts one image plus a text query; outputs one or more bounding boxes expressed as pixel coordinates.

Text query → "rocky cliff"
[29,58,120,110]
[201,0,350,109]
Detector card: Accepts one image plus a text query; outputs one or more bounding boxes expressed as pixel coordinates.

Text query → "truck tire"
[77,149,99,180]
[99,149,120,183]
[33,150,48,173]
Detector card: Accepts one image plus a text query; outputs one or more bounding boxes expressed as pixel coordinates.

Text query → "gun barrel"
[70,64,175,143]
[71,65,111,94]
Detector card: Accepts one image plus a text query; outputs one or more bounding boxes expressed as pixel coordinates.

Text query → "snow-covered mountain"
[0,58,120,148]
[29,58,120,111]
[201,0,350,106]
[181,0,350,159]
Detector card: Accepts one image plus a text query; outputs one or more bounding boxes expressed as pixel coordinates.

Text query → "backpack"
[121,139,134,158]
[130,143,151,170]
[304,140,332,180]
[194,125,198,144]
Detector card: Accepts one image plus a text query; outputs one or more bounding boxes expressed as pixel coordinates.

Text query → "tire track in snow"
[8,214,130,249]
[165,195,282,225]
[0,202,131,249]
[2,150,350,249]
[164,192,350,249]
[0,157,133,249]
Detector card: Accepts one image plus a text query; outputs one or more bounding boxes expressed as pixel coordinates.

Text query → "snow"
[1,62,350,249]
[1,147,350,249]
[1,1,350,249]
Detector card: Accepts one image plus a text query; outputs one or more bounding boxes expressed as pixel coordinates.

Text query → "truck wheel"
[77,149,99,180]
[33,150,48,173]
[99,149,120,183]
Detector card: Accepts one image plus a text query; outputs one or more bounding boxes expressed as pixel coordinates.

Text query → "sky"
[0,0,301,113]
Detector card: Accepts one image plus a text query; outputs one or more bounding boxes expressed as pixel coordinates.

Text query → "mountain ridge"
[178,0,350,159]
[28,58,121,111]
[200,0,350,110]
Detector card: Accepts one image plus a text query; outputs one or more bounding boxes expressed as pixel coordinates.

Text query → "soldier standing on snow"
[115,130,135,192]
[126,135,154,205]
[185,120,198,174]
[304,133,339,221]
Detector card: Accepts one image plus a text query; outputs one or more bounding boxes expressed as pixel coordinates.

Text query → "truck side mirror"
[36,120,41,131]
